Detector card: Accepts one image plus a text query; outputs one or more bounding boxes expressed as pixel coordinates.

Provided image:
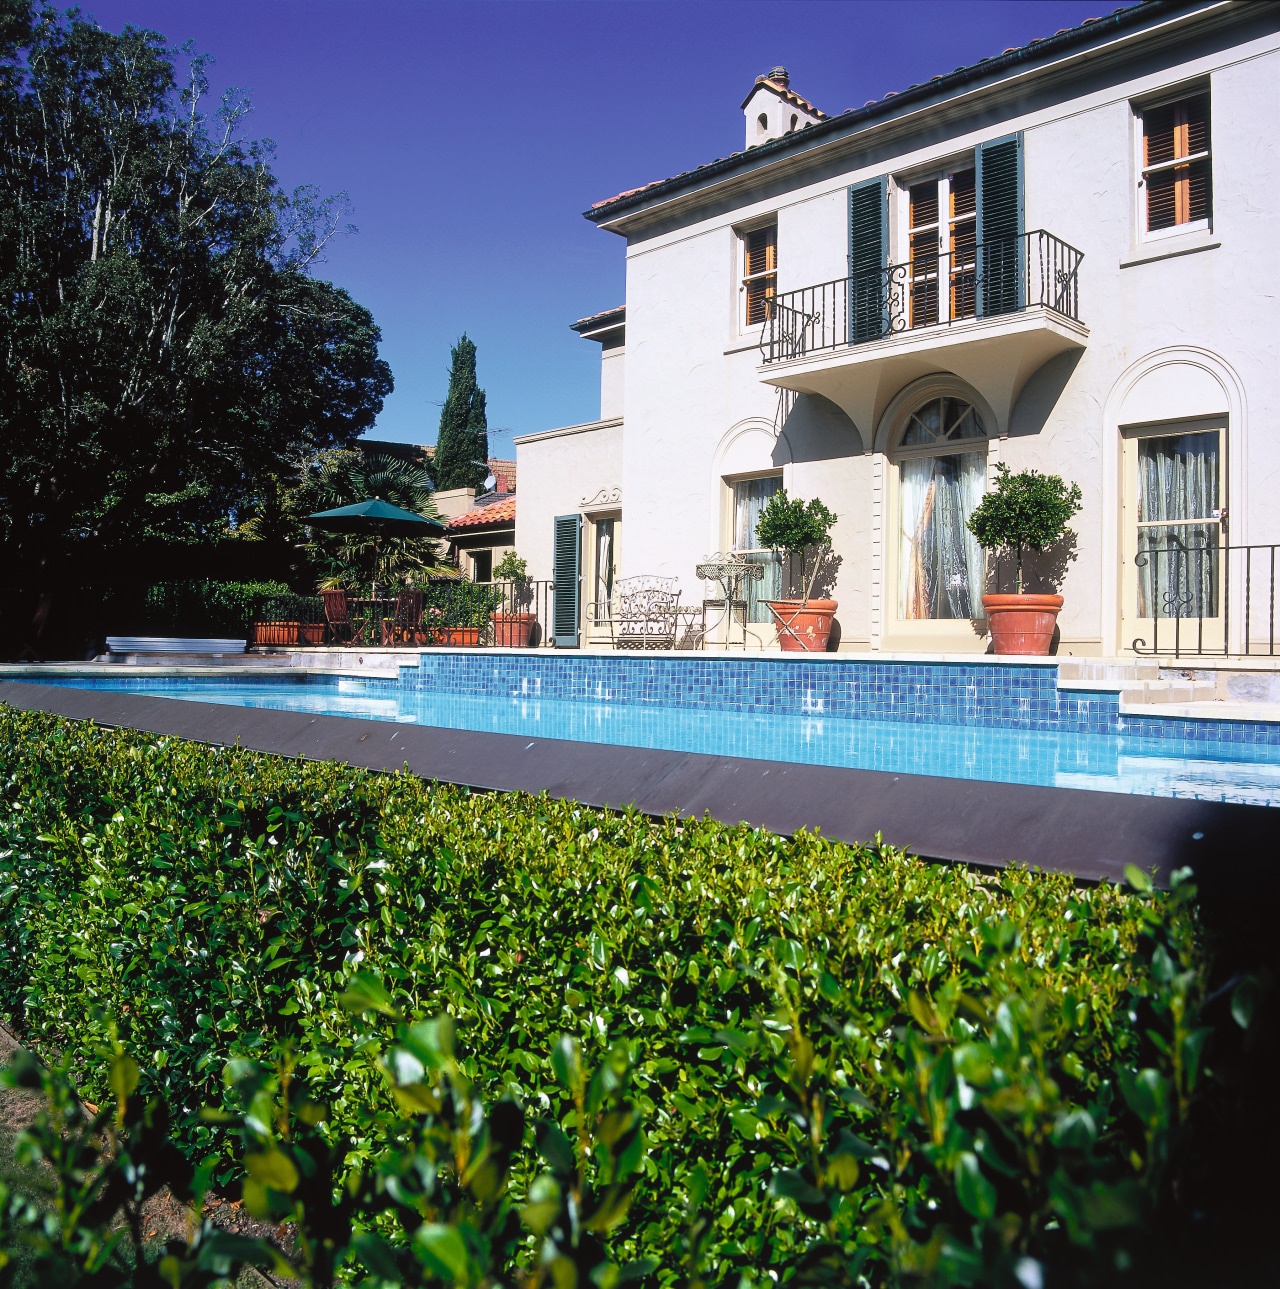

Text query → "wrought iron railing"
[1133,543,1280,657]
[758,230,1084,364]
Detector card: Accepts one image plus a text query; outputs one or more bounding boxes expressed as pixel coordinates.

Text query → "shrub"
[967,464,1082,594]
[755,489,838,601]
[0,708,1261,1284]
[125,579,294,636]
[492,551,528,582]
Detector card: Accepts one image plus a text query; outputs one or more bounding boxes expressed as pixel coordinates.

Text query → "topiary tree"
[432,335,489,492]
[967,463,1082,594]
[754,488,838,602]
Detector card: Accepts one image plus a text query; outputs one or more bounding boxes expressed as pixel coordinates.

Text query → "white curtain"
[899,453,986,619]
[1136,431,1219,618]
[734,477,784,621]
[594,520,615,620]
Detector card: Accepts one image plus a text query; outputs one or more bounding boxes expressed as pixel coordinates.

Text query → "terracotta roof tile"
[588,4,1150,219]
[445,493,516,531]
[739,75,829,119]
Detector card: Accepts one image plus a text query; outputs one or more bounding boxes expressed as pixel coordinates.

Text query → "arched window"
[757,112,769,136]
[895,396,988,620]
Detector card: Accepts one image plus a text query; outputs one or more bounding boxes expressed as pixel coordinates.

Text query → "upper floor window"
[1142,92,1211,236]
[906,169,976,327]
[742,224,777,326]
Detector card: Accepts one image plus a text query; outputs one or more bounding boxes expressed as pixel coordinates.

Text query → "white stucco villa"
[515,0,1279,657]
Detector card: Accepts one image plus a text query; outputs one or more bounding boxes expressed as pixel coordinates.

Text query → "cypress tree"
[432,335,489,491]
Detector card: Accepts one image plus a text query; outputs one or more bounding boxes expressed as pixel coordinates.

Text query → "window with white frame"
[741,224,777,326]
[1140,91,1211,238]
[895,397,988,620]
[903,168,976,327]
[730,474,783,621]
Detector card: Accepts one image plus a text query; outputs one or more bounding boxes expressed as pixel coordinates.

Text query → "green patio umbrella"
[305,497,447,598]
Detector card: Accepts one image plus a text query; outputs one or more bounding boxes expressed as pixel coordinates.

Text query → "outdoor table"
[348,597,398,644]
[695,555,766,648]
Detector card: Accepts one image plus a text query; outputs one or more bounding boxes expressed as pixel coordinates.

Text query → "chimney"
[740,67,827,150]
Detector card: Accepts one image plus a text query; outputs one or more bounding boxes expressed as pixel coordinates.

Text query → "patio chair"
[382,589,427,646]
[321,589,367,646]
[587,575,681,649]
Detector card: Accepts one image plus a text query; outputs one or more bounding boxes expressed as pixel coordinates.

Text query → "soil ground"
[0,1018,293,1286]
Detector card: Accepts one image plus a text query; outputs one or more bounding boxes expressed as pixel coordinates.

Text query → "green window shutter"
[552,514,581,646]
[848,176,888,343]
[976,133,1024,316]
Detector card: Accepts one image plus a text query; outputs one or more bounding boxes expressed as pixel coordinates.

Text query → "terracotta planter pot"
[491,612,536,648]
[298,622,325,646]
[249,621,299,646]
[764,600,838,652]
[435,627,481,647]
[982,594,1063,655]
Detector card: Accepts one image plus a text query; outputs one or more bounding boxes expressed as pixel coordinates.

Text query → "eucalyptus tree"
[0,2,393,575]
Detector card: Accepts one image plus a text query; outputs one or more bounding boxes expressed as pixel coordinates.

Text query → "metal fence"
[1132,543,1280,657]
[758,229,1084,364]
[249,579,557,649]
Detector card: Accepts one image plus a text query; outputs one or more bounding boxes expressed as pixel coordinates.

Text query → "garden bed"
[0,706,1270,1285]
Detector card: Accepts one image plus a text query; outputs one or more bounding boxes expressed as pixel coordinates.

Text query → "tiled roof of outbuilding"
[587,2,1173,221]
[445,494,516,531]
[738,75,828,119]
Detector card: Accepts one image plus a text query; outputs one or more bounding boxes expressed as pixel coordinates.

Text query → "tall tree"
[432,334,488,491]
[0,2,393,577]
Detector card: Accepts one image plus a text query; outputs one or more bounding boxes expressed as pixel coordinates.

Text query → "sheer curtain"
[899,453,986,619]
[1136,431,1219,618]
[734,477,783,621]
[594,519,615,621]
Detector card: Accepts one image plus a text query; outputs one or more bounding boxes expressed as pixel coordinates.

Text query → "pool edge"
[4,679,1273,893]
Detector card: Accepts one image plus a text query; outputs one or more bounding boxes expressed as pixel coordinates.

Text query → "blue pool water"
[25,672,1280,807]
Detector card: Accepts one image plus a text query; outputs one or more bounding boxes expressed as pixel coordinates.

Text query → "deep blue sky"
[80,1,1128,452]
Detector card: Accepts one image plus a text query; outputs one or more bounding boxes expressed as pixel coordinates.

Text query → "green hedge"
[0,707,1256,1285]
[105,579,294,636]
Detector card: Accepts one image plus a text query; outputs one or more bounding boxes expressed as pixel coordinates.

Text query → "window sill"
[1120,234,1220,269]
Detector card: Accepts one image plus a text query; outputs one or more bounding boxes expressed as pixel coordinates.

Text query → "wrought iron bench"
[587,575,681,649]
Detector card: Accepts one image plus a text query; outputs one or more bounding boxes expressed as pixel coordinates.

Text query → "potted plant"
[967,463,1082,655]
[428,579,503,646]
[491,551,537,647]
[755,489,839,652]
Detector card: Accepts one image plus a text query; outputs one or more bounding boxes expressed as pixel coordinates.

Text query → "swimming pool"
[24,659,1280,807]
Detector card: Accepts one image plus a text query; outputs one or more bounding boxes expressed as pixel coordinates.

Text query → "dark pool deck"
[3,678,1275,892]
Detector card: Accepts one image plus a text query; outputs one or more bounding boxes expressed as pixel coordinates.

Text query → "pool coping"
[3,679,1274,894]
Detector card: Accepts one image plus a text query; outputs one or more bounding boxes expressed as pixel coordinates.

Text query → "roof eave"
[584,1,1226,229]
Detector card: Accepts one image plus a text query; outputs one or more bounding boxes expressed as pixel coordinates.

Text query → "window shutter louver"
[744,227,777,325]
[552,514,581,646]
[1144,94,1210,231]
[976,133,1024,316]
[848,176,888,343]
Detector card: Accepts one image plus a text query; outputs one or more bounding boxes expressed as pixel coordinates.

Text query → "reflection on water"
[45,679,1280,807]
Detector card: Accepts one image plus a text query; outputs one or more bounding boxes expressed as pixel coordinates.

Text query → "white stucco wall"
[600,347,625,421]
[583,6,1280,654]
[513,419,624,585]
[519,6,1277,653]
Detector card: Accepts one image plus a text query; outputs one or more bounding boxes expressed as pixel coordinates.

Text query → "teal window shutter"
[848,175,888,343]
[976,132,1024,316]
[552,514,581,646]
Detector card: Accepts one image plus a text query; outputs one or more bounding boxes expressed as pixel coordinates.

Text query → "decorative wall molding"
[580,485,622,509]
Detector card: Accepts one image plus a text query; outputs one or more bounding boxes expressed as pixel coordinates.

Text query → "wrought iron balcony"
[758,230,1083,364]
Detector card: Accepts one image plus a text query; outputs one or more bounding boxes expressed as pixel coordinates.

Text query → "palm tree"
[300,450,450,590]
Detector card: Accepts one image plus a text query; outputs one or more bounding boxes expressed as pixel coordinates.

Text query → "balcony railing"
[758,230,1084,364]
[1133,543,1280,658]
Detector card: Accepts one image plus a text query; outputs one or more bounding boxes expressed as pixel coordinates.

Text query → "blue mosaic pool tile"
[18,655,1280,752]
